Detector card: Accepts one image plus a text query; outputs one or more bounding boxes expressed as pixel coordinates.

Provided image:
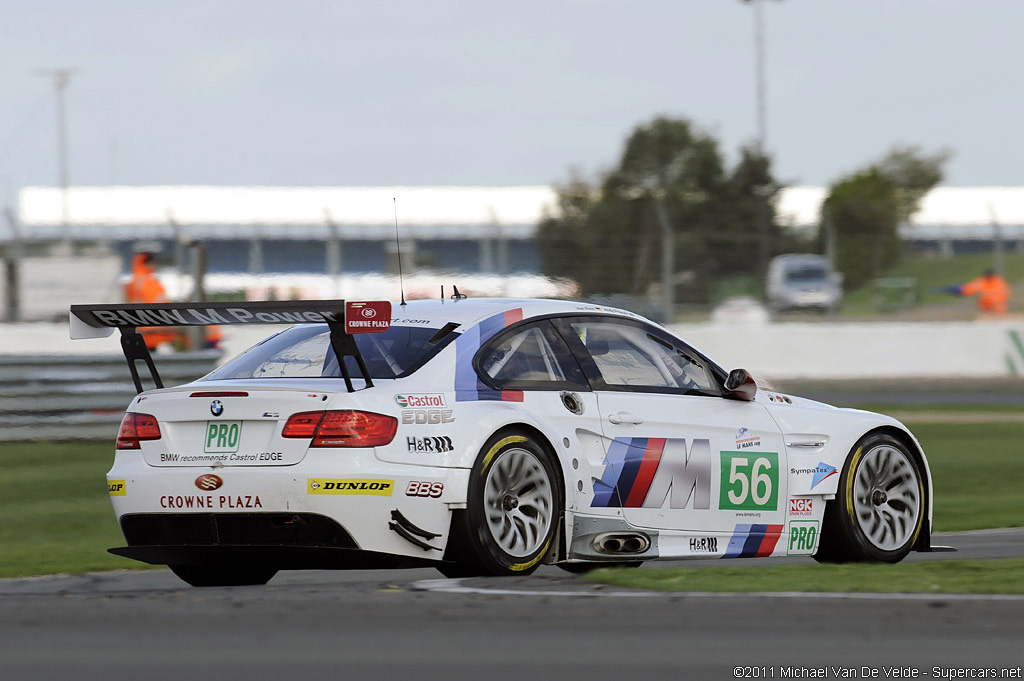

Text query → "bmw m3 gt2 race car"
[70,297,935,587]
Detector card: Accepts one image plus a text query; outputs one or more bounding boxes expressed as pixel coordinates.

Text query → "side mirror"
[725,368,757,401]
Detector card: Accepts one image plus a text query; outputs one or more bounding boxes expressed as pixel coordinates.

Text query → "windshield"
[204,324,455,381]
[785,264,828,283]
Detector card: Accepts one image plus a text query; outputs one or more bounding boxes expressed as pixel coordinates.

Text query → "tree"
[822,146,947,291]
[536,116,790,306]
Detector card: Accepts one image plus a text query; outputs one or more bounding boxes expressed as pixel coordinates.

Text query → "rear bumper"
[107,449,469,564]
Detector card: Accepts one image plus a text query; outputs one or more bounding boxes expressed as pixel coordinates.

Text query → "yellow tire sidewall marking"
[845,446,863,519]
[479,435,528,477]
[509,537,552,572]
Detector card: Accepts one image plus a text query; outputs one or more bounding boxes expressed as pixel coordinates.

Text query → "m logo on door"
[592,437,711,509]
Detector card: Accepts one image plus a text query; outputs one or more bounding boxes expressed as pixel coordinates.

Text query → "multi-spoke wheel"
[440,432,561,577]
[815,433,925,563]
[482,445,554,558]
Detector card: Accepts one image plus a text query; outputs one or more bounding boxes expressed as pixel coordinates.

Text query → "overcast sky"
[2,1,1022,206]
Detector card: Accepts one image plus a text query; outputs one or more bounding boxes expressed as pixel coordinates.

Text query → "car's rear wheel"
[815,433,925,563]
[440,432,561,577]
[169,564,278,587]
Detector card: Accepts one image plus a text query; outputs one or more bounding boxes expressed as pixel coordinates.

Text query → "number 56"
[720,452,779,510]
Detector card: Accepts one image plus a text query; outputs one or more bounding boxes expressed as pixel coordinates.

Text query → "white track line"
[410,578,1024,601]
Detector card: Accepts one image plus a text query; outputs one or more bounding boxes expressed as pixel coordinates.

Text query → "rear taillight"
[282,410,397,448]
[281,412,323,439]
[116,412,162,450]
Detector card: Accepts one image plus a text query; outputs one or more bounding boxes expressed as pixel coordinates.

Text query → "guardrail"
[0,351,222,442]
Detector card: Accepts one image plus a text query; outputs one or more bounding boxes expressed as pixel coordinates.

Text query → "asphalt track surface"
[1,529,1021,681]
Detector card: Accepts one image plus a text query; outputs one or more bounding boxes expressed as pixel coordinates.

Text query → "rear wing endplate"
[70,300,389,394]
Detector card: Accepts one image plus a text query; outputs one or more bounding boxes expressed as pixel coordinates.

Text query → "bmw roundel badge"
[210,400,224,417]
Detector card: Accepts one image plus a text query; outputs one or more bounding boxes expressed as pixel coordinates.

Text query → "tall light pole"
[33,68,77,253]
[743,0,773,287]
[750,0,767,155]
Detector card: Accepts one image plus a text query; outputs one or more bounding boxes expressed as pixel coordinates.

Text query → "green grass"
[585,557,1024,594]
[0,442,151,578]
[912,422,1024,531]
[0,419,1020,578]
[840,251,1024,315]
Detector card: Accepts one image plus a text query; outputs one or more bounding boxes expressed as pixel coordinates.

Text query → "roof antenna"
[393,198,407,306]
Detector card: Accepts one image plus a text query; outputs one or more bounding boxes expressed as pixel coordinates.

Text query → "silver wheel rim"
[483,447,554,558]
[852,445,922,551]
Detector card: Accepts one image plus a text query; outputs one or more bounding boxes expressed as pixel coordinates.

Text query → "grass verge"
[584,557,1024,595]
[0,441,152,578]
[910,422,1023,531]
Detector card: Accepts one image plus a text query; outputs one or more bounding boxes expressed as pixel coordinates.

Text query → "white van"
[765,254,842,314]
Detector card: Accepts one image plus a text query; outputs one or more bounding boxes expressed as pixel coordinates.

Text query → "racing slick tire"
[814,432,925,564]
[169,564,278,587]
[440,431,561,578]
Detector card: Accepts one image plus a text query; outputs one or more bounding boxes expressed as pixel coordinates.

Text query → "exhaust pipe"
[592,532,650,555]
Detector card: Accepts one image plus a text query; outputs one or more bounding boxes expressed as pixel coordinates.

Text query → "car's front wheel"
[169,564,278,587]
[441,432,561,577]
[815,433,925,563]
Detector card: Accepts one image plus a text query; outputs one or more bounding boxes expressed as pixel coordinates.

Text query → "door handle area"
[608,412,644,425]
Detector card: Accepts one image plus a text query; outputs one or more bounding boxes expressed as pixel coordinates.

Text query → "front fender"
[771,401,933,530]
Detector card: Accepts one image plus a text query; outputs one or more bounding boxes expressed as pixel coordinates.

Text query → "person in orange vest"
[939,268,1010,314]
[124,250,179,349]
[124,250,224,350]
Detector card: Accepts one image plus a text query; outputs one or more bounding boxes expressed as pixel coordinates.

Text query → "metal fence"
[0,351,222,442]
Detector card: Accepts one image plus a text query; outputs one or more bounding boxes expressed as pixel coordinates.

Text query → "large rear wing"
[70,300,391,394]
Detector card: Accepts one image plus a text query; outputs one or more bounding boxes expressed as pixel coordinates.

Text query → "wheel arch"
[441,420,570,574]
[486,421,568,506]
[478,421,570,562]
[819,424,933,556]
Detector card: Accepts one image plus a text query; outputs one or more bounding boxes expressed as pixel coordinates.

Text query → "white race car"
[71,297,936,587]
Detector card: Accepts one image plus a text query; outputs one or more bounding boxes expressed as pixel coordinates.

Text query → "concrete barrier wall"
[670,321,1024,380]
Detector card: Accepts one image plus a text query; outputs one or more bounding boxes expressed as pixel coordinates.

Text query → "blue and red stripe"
[591,437,665,508]
[454,308,525,402]
[722,524,784,558]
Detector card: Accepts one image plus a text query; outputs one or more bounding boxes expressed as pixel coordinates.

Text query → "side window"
[564,319,719,395]
[477,321,588,391]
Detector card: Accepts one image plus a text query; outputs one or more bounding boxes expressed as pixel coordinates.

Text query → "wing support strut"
[120,327,164,394]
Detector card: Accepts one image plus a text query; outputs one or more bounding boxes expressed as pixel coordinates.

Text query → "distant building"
[11,185,1024,274]
[12,186,555,275]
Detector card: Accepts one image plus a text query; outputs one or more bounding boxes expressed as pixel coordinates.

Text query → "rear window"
[204,324,455,381]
